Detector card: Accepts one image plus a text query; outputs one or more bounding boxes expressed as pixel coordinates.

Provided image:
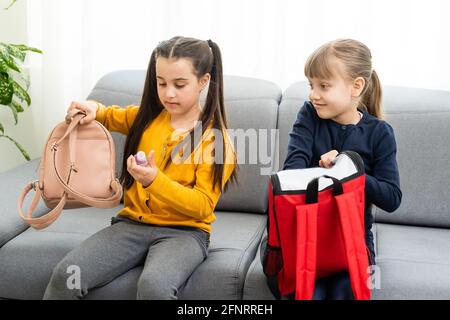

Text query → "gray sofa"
[1,70,450,300]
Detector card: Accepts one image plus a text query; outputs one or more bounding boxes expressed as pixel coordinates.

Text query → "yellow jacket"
[95,103,236,233]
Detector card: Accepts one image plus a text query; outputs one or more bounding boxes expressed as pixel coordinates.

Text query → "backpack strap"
[295,202,318,300]
[294,175,370,300]
[294,175,344,300]
[335,188,371,300]
[17,181,67,230]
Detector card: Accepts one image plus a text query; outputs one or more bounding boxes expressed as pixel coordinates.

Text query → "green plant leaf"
[0,73,14,105]
[13,72,30,90]
[0,60,8,73]
[12,100,24,113]
[0,43,25,62]
[0,60,29,90]
[11,44,43,55]
[1,134,30,161]
[6,103,18,124]
[12,80,31,105]
[4,0,18,10]
[0,46,21,73]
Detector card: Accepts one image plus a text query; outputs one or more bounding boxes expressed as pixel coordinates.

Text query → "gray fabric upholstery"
[277,82,310,167]
[242,231,276,300]
[0,208,114,300]
[0,158,48,247]
[212,76,281,213]
[374,86,450,228]
[372,223,450,299]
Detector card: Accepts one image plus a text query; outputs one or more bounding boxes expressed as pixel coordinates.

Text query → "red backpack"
[263,151,371,300]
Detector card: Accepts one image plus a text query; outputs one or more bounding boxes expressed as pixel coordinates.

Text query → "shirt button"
[341,125,347,130]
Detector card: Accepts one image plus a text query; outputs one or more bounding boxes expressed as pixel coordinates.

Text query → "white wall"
[0,0,43,174]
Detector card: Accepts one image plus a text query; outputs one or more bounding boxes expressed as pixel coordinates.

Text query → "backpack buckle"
[31,180,39,191]
[51,142,58,151]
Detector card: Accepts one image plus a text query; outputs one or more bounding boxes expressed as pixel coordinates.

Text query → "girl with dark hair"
[44,37,237,300]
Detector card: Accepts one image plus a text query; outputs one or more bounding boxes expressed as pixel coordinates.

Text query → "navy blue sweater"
[283,101,402,264]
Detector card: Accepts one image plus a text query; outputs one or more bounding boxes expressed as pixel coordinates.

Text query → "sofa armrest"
[0,158,47,247]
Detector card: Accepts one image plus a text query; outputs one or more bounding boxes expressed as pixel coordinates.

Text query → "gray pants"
[43,217,209,300]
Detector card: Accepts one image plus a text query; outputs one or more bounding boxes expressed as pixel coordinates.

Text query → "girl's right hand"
[66,100,99,125]
[319,150,338,168]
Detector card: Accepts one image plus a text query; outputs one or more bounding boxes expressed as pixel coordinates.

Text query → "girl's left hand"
[127,150,158,188]
[319,150,338,168]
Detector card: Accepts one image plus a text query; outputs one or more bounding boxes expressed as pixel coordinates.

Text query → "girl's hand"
[127,150,158,188]
[319,150,338,168]
[66,100,98,125]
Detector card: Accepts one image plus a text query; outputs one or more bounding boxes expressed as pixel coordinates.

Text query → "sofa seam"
[93,88,282,104]
[374,221,450,231]
[279,98,450,115]
[377,257,450,266]
[91,87,142,99]
[384,111,450,115]
[29,230,102,235]
[235,218,266,299]
[0,225,30,248]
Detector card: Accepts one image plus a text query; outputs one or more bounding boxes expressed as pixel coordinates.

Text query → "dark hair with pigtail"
[120,36,238,192]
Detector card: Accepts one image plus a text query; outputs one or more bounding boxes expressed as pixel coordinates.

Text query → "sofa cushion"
[0,158,48,248]
[87,71,282,214]
[373,223,450,299]
[217,76,281,213]
[0,207,265,300]
[373,86,450,228]
[0,208,114,300]
[277,81,310,168]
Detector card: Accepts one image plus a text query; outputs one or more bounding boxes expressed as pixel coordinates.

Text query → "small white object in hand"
[135,151,148,166]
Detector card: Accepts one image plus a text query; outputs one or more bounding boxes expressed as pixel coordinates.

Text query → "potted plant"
[1,0,42,160]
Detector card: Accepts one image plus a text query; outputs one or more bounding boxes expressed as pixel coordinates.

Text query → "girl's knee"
[43,259,83,299]
[136,274,177,300]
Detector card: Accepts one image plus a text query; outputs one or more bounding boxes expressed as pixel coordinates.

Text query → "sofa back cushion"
[375,86,450,228]
[215,76,281,213]
[87,71,281,214]
[278,81,450,228]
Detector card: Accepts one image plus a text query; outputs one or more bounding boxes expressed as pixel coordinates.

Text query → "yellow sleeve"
[94,101,140,135]
[144,135,236,220]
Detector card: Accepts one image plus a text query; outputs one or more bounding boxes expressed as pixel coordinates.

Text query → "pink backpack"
[17,109,123,230]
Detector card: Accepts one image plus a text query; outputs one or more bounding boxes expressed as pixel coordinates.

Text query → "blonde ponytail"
[360,69,383,119]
